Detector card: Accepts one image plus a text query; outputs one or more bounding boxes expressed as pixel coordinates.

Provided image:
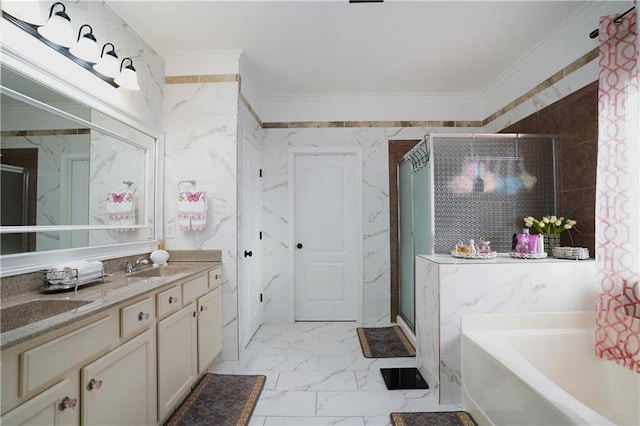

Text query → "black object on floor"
[380,367,429,390]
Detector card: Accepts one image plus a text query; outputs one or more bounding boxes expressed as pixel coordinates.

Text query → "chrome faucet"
[125,257,149,273]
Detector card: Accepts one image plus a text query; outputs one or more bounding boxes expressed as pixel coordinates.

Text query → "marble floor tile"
[277,371,358,391]
[211,322,462,424]
[316,391,408,416]
[264,416,366,425]
[254,390,317,416]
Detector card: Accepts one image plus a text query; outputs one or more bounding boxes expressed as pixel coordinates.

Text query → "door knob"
[244,250,253,258]
[297,243,303,249]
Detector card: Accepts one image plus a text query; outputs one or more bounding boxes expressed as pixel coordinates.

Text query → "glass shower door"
[398,160,415,330]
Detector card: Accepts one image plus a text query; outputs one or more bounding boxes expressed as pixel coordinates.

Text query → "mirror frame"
[0,44,164,277]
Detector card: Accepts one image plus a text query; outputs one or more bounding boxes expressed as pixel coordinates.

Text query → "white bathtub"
[461,312,640,426]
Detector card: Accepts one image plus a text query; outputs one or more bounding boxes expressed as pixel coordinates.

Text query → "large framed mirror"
[0,64,159,275]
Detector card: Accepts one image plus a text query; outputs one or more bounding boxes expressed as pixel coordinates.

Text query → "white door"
[240,136,263,348]
[60,155,89,248]
[292,150,362,321]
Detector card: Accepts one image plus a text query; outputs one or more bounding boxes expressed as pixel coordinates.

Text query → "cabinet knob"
[168,296,178,304]
[297,243,303,249]
[200,305,208,312]
[59,396,77,410]
[215,274,219,279]
[87,378,102,391]
[244,250,253,258]
[138,312,150,321]
[192,311,197,318]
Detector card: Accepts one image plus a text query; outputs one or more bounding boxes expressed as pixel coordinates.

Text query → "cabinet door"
[81,329,156,426]
[157,303,198,422]
[1,376,79,426]
[197,287,223,373]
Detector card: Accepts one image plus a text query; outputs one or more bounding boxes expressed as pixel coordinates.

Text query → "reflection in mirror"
[0,65,156,257]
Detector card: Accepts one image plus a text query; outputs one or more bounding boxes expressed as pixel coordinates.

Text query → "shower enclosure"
[1,163,31,254]
[397,134,556,330]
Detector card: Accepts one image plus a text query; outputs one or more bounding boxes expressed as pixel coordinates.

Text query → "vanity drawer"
[121,297,155,339]
[182,274,208,304]
[157,286,181,318]
[20,315,117,397]
[209,267,222,289]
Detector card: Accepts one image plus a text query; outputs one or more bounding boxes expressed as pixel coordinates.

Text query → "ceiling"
[109,1,590,98]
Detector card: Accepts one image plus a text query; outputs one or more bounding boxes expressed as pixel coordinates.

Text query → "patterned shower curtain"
[595,4,640,373]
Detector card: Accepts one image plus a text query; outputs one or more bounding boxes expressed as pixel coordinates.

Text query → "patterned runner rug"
[356,325,416,358]
[390,411,478,426]
[164,373,266,426]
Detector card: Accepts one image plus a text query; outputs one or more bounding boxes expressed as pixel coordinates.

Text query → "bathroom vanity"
[415,254,597,405]
[0,262,223,425]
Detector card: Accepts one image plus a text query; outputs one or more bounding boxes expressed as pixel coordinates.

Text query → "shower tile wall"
[503,81,598,255]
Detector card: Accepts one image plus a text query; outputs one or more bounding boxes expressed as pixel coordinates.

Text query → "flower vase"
[544,234,561,256]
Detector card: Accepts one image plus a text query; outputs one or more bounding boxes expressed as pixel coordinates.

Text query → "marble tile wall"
[261,127,463,325]
[163,80,240,361]
[416,255,598,405]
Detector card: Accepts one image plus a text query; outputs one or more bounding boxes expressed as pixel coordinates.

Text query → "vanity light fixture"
[3,3,141,90]
[37,2,74,48]
[93,43,120,78]
[114,58,140,91]
[69,24,100,64]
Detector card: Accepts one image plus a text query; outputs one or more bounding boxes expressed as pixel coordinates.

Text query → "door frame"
[288,147,364,323]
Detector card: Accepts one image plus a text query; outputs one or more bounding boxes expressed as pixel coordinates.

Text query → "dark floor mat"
[164,373,265,426]
[390,411,478,426]
[356,325,416,358]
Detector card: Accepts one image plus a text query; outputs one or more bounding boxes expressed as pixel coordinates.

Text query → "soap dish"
[552,247,589,260]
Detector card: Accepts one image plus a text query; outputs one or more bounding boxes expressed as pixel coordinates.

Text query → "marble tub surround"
[415,254,598,405]
[0,261,220,350]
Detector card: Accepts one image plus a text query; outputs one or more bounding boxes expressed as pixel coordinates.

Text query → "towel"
[177,190,207,231]
[47,260,103,285]
[106,191,136,231]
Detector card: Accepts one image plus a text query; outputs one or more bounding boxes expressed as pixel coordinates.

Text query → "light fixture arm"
[120,57,135,72]
[100,42,116,58]
[48,2,69,20]
[77,24,95,42]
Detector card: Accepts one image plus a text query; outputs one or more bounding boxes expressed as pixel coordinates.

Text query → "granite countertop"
[0,261,221,350]
[419,253,595,265]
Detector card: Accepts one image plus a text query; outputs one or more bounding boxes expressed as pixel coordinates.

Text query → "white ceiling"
[109,1,591,98]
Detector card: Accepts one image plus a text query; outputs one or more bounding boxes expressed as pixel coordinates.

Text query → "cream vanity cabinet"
[1,312,120,426]
[0,374,80,425]
[157,266,223,422]
[1,264,222,426]
[81,324,156,424]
